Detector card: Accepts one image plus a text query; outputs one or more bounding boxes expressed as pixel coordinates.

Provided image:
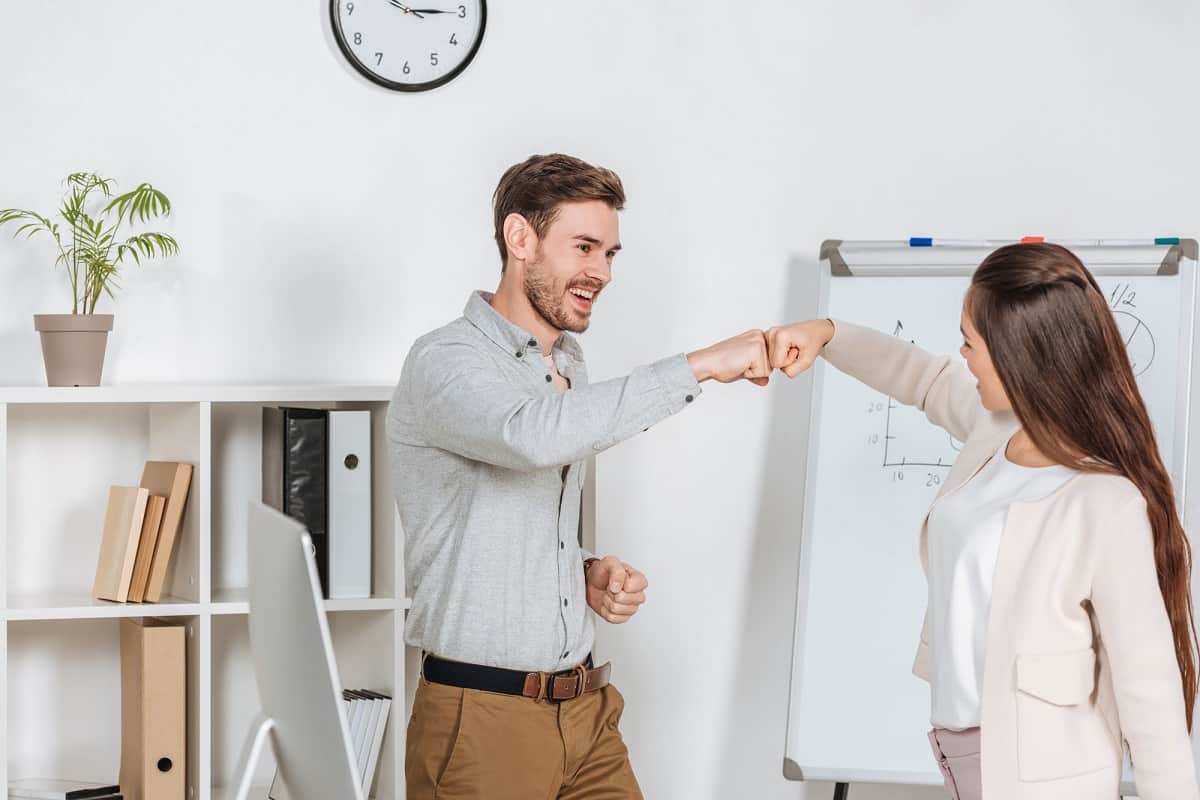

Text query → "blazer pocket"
[1015,648,1121,782]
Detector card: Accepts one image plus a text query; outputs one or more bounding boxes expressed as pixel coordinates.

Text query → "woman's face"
[960,303,1012,413]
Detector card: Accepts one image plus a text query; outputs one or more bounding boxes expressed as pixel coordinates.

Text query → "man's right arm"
[406,331,768,472]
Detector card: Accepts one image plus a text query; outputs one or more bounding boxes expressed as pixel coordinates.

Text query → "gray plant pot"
[33,313,114,386]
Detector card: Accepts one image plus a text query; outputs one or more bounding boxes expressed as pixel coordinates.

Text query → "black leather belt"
[422,653,610,702]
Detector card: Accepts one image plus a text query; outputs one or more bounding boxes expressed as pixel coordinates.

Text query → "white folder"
[328,410,372,599]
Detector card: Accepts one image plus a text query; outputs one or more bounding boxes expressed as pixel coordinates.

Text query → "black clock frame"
[329,0,487,92]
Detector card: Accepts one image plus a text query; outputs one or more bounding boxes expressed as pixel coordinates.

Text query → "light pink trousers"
[928,727,982,800]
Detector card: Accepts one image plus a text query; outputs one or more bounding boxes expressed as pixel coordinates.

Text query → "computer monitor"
[230,502,365,800]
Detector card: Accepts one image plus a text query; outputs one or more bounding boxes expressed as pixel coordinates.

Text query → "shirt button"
[562,651,569,658]
[515,350,524,358]
[685,394,694,403]
[560,541,564,549]
[563,598,569,607]
[545,375,552,383]
[528,339,538,347]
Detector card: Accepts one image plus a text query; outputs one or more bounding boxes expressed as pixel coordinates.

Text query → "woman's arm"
[767,319,983,442]
[1091,496,1200,800]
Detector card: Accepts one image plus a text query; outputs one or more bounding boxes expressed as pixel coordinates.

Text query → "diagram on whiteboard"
[867,289,1155,477]
[863,321,961,474]
[1110,283,1155,376]
[881,396,963,469]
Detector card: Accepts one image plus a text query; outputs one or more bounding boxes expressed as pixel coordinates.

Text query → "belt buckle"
[547,665,587,702]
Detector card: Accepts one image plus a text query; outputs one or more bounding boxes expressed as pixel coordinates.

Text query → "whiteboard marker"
[908,238,994,247]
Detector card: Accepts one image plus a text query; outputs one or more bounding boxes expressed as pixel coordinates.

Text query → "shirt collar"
[464,291,584,361]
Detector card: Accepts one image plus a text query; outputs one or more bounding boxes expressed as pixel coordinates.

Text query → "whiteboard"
[784,241,1198,787]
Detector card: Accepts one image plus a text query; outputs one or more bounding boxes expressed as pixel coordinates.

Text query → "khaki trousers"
[406,677,644,799]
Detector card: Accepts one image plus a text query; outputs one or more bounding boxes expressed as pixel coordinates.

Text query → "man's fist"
[687,330,771,386]
[585,556,648,624]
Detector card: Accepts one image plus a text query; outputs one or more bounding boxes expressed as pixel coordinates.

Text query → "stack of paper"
[269,688,392,800]
[8,779,123,799]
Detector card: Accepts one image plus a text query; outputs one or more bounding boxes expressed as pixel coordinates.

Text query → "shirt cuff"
[649,353,703,415]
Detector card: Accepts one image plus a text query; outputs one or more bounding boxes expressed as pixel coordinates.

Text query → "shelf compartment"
[211,612,397,795]
[5,403,205,609]
[7,616,204,800]
[210,400,397,604]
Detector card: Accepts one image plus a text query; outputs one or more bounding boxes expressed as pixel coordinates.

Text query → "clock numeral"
[403,61,411,75]
[374,51,383,65]
[430,52,439,66]
[345,1,354,14]
[353,32,362,45]
[450,32,458,46]
[458,4,466,17]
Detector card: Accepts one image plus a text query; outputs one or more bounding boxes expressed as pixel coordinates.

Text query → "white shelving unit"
[0,385,416,800]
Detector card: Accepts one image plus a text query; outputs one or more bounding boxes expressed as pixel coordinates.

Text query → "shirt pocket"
[1014,647,1122,782]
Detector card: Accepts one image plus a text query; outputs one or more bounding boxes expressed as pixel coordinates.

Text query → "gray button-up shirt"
[387,291,702,672]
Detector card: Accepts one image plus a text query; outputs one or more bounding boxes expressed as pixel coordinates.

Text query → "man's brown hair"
[492,153,625,271]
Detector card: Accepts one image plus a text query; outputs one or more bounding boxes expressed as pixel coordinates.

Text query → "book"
[92,486,151,603]
[126,494,166,603]
[139,461,194,603]
[8,778,121,799]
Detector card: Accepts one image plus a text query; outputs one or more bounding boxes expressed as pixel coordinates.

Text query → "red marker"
[1020,236,1044,244]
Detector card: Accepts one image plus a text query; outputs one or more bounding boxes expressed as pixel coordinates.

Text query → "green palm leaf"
[115,231,179,265]
[105,183,171,226]
[0,209,58,243]
[3,173,178,313]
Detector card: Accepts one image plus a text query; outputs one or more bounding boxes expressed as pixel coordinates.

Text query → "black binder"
[263,407,329,596]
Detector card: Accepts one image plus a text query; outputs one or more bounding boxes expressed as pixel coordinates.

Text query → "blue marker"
[909,238,994,247]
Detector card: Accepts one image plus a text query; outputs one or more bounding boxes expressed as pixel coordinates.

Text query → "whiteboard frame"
[783,239,1200,792]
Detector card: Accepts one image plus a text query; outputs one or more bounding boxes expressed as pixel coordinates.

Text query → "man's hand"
[687,329,771,386]
[765,319,835,378]
[585,556,647,624]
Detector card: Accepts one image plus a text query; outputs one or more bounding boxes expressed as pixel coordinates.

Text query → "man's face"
[523,200,621,334]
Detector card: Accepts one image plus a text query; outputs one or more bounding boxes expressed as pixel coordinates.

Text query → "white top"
[543,353,570,394]
[926,438,1076,730]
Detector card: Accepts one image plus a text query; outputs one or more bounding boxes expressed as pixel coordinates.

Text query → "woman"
[767,243,1200,799]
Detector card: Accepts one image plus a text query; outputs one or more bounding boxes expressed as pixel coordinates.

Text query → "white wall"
[3,0,1198,797]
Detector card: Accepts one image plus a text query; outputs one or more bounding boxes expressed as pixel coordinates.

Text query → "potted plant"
[0,172,179,386]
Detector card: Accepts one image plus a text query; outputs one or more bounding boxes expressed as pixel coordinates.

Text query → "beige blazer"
[822,320,1199,800]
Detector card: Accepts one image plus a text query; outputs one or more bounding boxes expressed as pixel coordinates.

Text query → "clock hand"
[387,0,426,18]
[407,7,455,13]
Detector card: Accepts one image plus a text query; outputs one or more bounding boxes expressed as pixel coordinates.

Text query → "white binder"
[328,410,372,599]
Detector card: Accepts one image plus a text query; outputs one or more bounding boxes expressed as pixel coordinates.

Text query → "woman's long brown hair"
[969,243,1198,729]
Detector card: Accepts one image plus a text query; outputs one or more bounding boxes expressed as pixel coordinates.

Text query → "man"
[388,153,769,799]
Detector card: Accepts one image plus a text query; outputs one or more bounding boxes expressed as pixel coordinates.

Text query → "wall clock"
[329,0,486,92]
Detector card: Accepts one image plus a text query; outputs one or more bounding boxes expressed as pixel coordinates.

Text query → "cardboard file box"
[120,618,186,800]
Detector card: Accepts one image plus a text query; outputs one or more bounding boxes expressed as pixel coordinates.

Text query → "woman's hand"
[766,319,836,377]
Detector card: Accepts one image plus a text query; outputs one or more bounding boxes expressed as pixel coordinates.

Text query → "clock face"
[330,0,486,92]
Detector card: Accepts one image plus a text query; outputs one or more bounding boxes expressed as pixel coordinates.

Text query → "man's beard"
[524,252,590,334]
